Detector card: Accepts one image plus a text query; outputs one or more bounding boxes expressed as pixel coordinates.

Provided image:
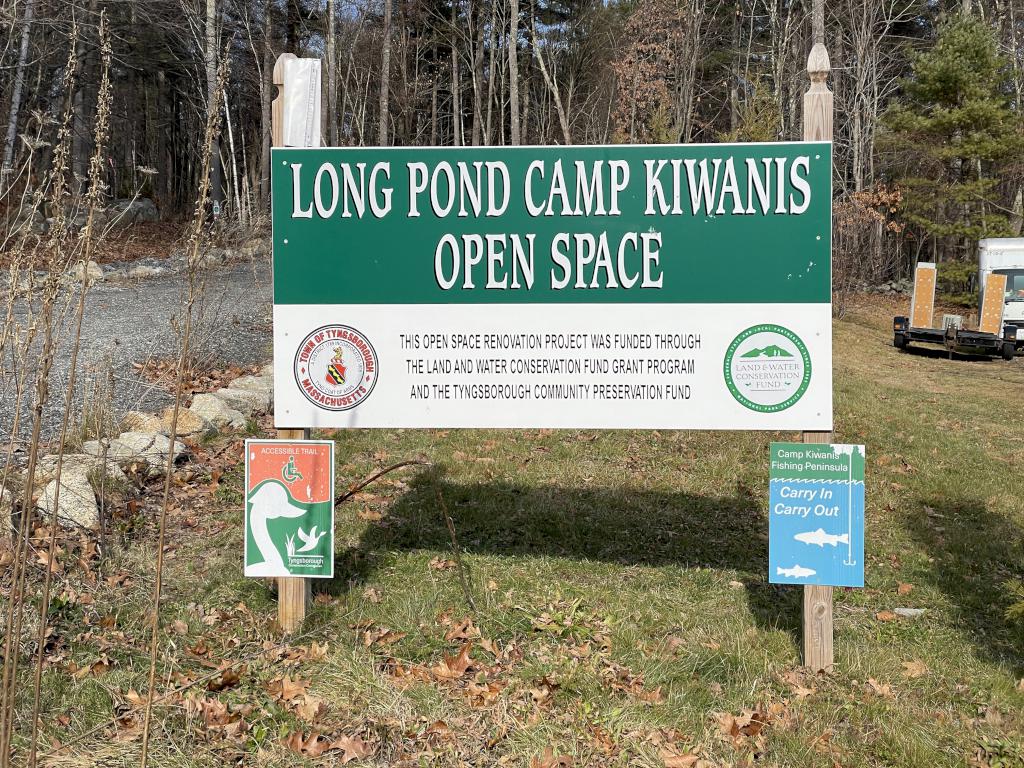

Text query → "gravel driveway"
[1,257,273,443]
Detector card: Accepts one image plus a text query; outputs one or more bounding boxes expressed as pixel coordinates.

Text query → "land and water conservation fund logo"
[723,324,811,413]
[294,325,378,411]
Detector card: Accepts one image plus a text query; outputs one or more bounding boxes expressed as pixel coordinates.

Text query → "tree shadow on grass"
[906,498,1024,673]
[323,465,802,640]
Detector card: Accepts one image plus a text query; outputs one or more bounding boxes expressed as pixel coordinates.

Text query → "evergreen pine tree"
[882,17,1021,262]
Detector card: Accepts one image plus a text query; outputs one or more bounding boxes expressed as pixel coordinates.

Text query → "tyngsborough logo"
[723,324,811,413]
[294,324,378,411]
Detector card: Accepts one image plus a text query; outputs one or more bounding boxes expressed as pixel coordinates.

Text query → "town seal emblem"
[293,325,378,411]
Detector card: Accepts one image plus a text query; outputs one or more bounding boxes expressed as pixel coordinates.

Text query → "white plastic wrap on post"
[282,58,322,148]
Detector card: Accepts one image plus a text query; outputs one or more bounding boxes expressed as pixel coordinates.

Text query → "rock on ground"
[82,431,186,472]
[39,470,98,529]
[122,410,164,433]
[61,260,104,287]
[1,487,13,534]
[108,197,160,226]
[189,394,247,429]
[159,406,213,438]
[211,386,269,417]
[36,453,128,487]
[228,374,273,400]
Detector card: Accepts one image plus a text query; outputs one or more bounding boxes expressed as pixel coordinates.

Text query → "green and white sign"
[244,439,334,578]
[272,142,832,429]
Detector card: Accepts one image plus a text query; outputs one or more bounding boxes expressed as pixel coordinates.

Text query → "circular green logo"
[723,324,811,413]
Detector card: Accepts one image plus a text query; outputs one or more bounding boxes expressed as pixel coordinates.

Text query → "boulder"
[62,260,104,286]
[124,264,167,280]
[122,410,164,433]
[83,431,186,471]
[108,197,160,226]
[211,386,269,416]
[159,406,213,438]
[189,393,246,429]
[39,470,98,529]
[197,248,226,269]
[1,487,13,534]
[227,374,273,401]
[36,453,128,487]
[238,237,269,260]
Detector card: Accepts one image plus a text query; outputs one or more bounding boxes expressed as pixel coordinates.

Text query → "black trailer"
[893,316,1016,360]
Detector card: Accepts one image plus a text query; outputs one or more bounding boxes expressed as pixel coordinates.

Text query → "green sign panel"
[244,439,334,578]
[272,143,831,305]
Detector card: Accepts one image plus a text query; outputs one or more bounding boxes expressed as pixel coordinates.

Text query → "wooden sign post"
[272,52,313,633]
[801,0,835,673]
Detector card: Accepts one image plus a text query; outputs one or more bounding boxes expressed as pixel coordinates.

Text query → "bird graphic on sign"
[295,525,327,552]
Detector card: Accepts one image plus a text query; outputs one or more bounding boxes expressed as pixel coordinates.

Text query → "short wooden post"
[272,53,315,633]
[801,1,834,673]
[801,429,834,672]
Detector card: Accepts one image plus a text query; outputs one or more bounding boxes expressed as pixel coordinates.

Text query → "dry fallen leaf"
[429,556,456,571]
[269,674,309,703]
[638,685,667,704]
[207,667,241,692]
[866,678,894,698]
[901,659,928,678]
[285,730,329,758]
[327,733,374,763]
[897,583,913,596]
[781,670,814,699]
[659,747,699,768]
[431,642,473,680]
[170,619,189,635]
[295,695,324,722]
[444,617,480,642]
[530,747,574,768]
[306,641,329,661]
[363,587,383,603]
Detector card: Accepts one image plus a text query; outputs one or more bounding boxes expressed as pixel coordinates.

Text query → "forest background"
[2,0,1024,295]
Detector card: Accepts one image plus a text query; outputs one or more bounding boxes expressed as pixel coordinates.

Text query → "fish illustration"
[295,525,327,553]
[794,528,849,547]
[777,564,816,579]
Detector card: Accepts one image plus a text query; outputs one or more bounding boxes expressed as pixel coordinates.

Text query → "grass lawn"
[15,297,1024,766]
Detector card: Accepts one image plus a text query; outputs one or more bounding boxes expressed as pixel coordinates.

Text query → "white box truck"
[978,238,1024,351]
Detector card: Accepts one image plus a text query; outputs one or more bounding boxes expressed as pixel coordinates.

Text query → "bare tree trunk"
[207,0,224,213]
[451,0,462,146]
[431,70,438,145]
[73,0,99,199]
[378,0,392,145]
[471,0,485,145]
[508,0,521,145]
[531,23,570,144]
[485,0,498,144]
[2,0,35,186]
[730,1,740,131]
[328,0,338,145]
[259,0,273,207]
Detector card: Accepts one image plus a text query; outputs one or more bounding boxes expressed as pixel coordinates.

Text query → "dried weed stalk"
[138,39,232,768]
[25,16,110,766]
[0,22,83,768]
